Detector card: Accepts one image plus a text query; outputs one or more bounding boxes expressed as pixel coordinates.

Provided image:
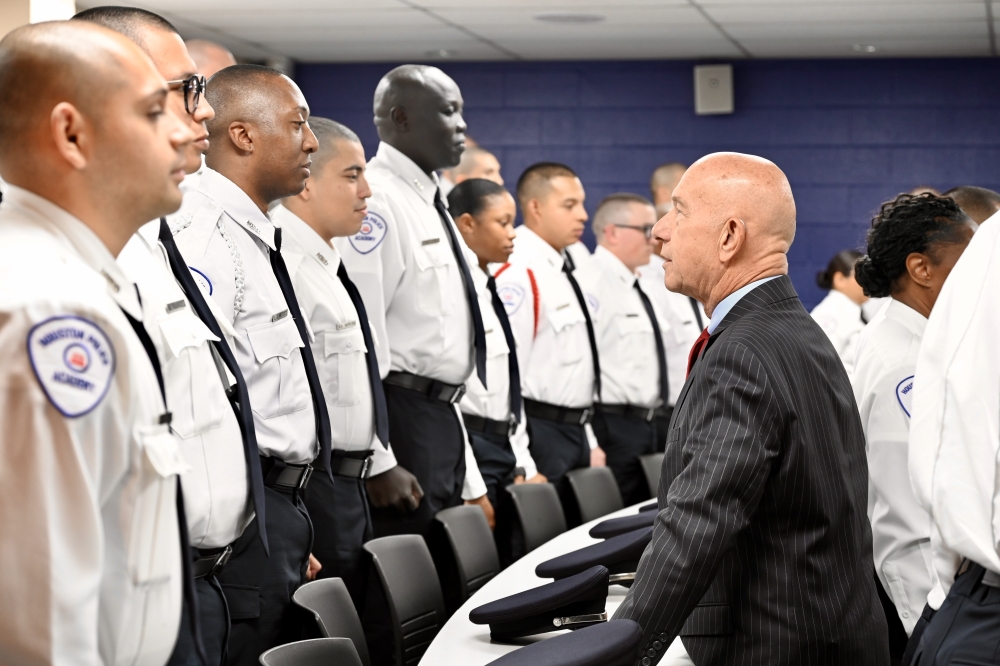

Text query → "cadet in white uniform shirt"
[171,65,327,665]
[0,22,195,665]
[851,194,975,654]
[274,117,394,609]
[334,65,489,545]
[496,162,604,525]
[811,248,868,377]
[581,194,672,505]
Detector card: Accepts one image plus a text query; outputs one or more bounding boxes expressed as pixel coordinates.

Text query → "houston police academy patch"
[895,375,914,418]
[189,266,213,295]
[497,284,525,315]
[349,212,387,255]
[28,316,116,417]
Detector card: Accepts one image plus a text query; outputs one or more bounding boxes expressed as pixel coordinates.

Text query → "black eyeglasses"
[166,75,207,115]
[614,223,655,239]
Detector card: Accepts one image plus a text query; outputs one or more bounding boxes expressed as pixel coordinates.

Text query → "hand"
[465,494,495,530]
[590,446,607,468]
[306,553,322,582]
[366,465,424,514]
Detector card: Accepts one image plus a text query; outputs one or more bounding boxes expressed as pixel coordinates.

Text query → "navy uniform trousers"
[166,571,230,666]
[466,427,520,567]
[526,415,590,526]
[591,411,657,506]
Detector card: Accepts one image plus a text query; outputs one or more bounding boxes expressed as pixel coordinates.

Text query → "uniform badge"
[28,316,116,418]
[498,284,526,315]
[895,375,914,418]
[586,293,600,314]
[189,266,213,295]
[349,212,387,255]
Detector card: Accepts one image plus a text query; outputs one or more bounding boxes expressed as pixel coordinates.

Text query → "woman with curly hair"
[852,192,976,654]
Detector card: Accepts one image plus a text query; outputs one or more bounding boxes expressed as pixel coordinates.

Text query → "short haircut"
[516,161,577,209]
[447,178,507,219]
[306,117,361,174]
[454,147,495,177]
[649,162,687,195]
[592,193,654,238]
[815,249,862,289]
[73,6,177,53]
[855,193,972,298]
[205,64,287,136]
[943,185,1000,224]
[374,64,445,120]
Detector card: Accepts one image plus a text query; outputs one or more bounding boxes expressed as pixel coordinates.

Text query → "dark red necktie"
[686,327,711,378]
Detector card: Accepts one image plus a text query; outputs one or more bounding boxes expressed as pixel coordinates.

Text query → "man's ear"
[389,106,408,132]
[718,217,746,262]
[524,198,541,224]
[228,121,254,154]
[297,177,313,203]
[905,252,933,287]
[50,102,89,170]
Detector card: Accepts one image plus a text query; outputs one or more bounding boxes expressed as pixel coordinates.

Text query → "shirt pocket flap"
[157,310,218,359]
[142,427,191,478]
[546,300,585,333]
[484,326,509,358]
[413,239,451,270]
[616,312,650,335]
[323,328,367,357]
[246,316,303,363]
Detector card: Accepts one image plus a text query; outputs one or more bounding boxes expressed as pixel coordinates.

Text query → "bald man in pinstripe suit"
[614,153,888,666]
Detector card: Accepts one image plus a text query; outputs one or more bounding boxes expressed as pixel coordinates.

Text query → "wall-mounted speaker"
[694,64,734,115]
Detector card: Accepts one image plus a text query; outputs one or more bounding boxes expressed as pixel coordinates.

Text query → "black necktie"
[434,189,487,387]
[861,309,869,325]
[562,253,602,401]
[158,219,269,554]
[119,294,206,665]
[337,261,389,446]
[634,280,669,407]
[689,296,704,329]
[487,275,522,422]
[269,227,333,480]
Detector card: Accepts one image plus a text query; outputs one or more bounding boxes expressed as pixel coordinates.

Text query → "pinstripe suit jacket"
[614,276,889,666]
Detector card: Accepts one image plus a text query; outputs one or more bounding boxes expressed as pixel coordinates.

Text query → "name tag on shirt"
[272,309,289,323]
[421,238,441,246]
[165,300,186,314]
[336,320,357,331]
[557,303,571,311]
[316,252,329,266]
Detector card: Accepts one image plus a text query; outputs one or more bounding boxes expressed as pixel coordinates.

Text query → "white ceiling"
[74,0,999,62]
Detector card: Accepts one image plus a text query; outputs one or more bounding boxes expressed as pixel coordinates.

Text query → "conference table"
[419,502,647,666]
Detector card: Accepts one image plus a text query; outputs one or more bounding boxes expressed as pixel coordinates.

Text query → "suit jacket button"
[653,641,662,650]
[641,658,651,666]
[647,648,656,657]
[659,632,669,642]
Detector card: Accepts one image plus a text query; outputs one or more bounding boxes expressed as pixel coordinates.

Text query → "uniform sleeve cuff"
[462,441,488,500]
[369,441,398,477]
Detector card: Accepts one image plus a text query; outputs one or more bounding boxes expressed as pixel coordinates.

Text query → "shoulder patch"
[348,212,387,255]
[189,267,212,295]
[28,316,116,418]
[895,375,915,418]
[497,284,526,315]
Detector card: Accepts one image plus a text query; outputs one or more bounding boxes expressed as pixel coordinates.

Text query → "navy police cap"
[536,527,653,586]
[589,511,655,539]
[469,565,609,641]
[485,620,642,666]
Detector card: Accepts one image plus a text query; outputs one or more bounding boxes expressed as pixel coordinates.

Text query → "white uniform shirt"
[333,142,485,498]
[852,298,934,632]
[0,186,183,665]
[273,205,398,476]
[810,289,865,377]
[636,256,706,406]
[118,225,252,548]
[581,245,669,408]
[171,168,317,464]
[910,212,1000,607]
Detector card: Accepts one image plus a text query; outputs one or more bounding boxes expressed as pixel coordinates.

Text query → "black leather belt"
[384,371,466,404]
[260,456,313,493]
[524,398,593,426]
[596,403,663,423]
[463,412,516,437]
[192,545,232,579]
[315,449,375,480]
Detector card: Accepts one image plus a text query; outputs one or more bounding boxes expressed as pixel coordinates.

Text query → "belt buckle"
[210,544,233,577]
[447,383,467,404]
[579,407,594,426]
[298,464,314,490]
[359,456,372,480]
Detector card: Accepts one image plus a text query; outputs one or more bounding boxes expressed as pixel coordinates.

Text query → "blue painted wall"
[297,58,1000,309]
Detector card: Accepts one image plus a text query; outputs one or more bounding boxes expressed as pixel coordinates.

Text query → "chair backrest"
[364,535,446,666]
[434,505,500,602]
[566,467,624,523]
[259,638,363,666]
[640,453,664,497]
[506,482,567,553]
[291,578,370,666]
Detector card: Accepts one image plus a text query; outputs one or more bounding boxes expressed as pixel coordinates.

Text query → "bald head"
[655,152,796,313]
[73,6,178,55]
[185,39,236,79]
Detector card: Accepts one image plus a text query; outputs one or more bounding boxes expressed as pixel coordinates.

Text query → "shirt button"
[283,344,290,355]
[902,611,909,618]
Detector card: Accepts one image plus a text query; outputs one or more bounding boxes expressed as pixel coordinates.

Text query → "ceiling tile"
[705,2,985,23]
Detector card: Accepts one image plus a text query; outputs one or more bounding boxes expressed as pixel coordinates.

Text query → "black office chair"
[291,577,370,666]
[435,505,500,604]
[364,535,446,666]
[506,482,567,553]
[259,637,363,666]
[639,453,664,496]
[566,467,624,523]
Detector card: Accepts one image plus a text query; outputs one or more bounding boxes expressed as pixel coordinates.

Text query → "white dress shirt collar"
[373,141,441,206]
[884,297,927,338]
[4,185,142,320]
[513,225,567,270]
[593,245,637,285]
[708,275,781,334]
[198,167,276,250]
[271,205,343,279]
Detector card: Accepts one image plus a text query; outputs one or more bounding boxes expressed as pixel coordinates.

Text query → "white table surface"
[419,503,646,666]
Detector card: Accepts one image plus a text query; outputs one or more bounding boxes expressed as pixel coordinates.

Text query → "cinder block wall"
[298,58,1000,309]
